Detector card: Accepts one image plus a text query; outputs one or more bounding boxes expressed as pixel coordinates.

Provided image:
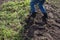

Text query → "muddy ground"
[23,3,60,40]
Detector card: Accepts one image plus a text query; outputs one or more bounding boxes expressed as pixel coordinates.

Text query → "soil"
[23,3,60,40]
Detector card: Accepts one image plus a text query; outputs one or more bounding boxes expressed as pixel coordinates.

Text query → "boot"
[42,13,48,24]
[30,12,37,18]
[43,13,48,18]
[25,12,37,24]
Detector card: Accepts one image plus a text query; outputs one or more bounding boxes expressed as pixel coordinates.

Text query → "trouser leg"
[38,2,46,13]
[30,2,35,14]
[38,3,48,18]
[38,0,46,13]
[30,2,37,18]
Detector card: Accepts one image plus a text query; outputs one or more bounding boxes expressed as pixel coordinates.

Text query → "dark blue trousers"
[30,0,46,14]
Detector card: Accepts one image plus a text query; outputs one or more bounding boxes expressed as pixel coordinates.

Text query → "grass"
[0,0,30,40]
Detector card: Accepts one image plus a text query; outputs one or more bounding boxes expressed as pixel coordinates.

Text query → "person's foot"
[42,13,48,24]
[43,13,48,18]
[42,16,47,24]
[25,12,37,24]
[30,12,37,18]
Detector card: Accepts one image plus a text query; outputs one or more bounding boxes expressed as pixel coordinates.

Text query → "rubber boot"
[25,12,37,24]
[30,12,37,18]
[42,13,48,24]
[43,13,48,18]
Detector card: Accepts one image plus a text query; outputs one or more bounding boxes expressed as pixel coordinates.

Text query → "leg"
[38,3,48,18]
[30,2,37,18]
[38,2,46,13]
[41,0,46,5]
[30,2,35,14]
[38,3,48,24]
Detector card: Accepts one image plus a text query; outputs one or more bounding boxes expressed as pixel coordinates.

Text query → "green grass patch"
[0,1,30,40]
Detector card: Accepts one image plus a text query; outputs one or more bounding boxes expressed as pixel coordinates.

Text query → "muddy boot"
[42,13,48,24]
[30,12,37,18]
[27,12,37,20]
[43,13,48,18]
[25,12,37,25]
